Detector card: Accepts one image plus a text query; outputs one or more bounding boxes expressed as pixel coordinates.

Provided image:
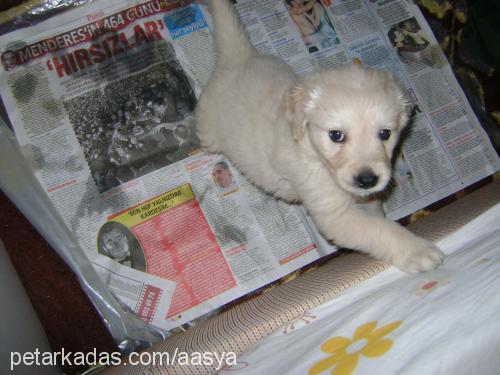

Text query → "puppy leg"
[297,178,444,273]
[313,205,444,273]
[355,199,385,218]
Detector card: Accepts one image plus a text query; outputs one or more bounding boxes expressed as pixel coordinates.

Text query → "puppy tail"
[208,0,256,65]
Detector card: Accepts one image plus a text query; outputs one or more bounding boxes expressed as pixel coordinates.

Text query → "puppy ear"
[284,83,318,141]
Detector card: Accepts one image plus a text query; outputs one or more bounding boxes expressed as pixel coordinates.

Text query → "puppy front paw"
[393,238,445,274]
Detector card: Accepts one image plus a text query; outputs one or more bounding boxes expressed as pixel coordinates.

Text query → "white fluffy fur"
[196,0,444,273]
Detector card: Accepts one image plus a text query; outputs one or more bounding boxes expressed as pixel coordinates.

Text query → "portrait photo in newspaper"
[211,160,239,196]
[97,221,147,272]
[64,62,201,193]
[285,0,339,53]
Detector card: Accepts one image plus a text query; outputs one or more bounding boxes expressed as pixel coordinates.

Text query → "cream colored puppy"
[196,0,444,273]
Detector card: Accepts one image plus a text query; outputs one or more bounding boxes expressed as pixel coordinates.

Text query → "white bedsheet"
[222,203,500,375]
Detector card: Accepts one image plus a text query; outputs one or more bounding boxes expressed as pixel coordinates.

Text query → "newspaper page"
[0,0,498,331]
[0,0,328,331]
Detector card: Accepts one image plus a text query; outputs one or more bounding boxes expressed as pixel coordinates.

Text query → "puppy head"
[285,64,410,197]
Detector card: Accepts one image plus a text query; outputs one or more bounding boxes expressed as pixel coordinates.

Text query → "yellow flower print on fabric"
[309,320,402,375]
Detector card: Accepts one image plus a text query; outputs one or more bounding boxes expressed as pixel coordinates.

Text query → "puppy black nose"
[355,171,378,189]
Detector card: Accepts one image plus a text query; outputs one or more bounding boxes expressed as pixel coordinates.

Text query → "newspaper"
[0,0,498,332]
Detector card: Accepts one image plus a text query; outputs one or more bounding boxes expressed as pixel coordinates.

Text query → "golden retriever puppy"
[196,0,444,273]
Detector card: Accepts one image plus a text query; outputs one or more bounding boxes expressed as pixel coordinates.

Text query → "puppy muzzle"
[354,170,379,189]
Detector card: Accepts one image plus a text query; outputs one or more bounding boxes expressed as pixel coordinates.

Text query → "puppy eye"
[329,130,345,143]
[379,129,391,141]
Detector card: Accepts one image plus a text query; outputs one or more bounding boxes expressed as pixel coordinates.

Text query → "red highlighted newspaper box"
[109,183,236,318]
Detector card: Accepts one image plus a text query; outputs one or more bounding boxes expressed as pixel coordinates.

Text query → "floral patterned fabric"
[309,320,403,375]
[222,203,500,374]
